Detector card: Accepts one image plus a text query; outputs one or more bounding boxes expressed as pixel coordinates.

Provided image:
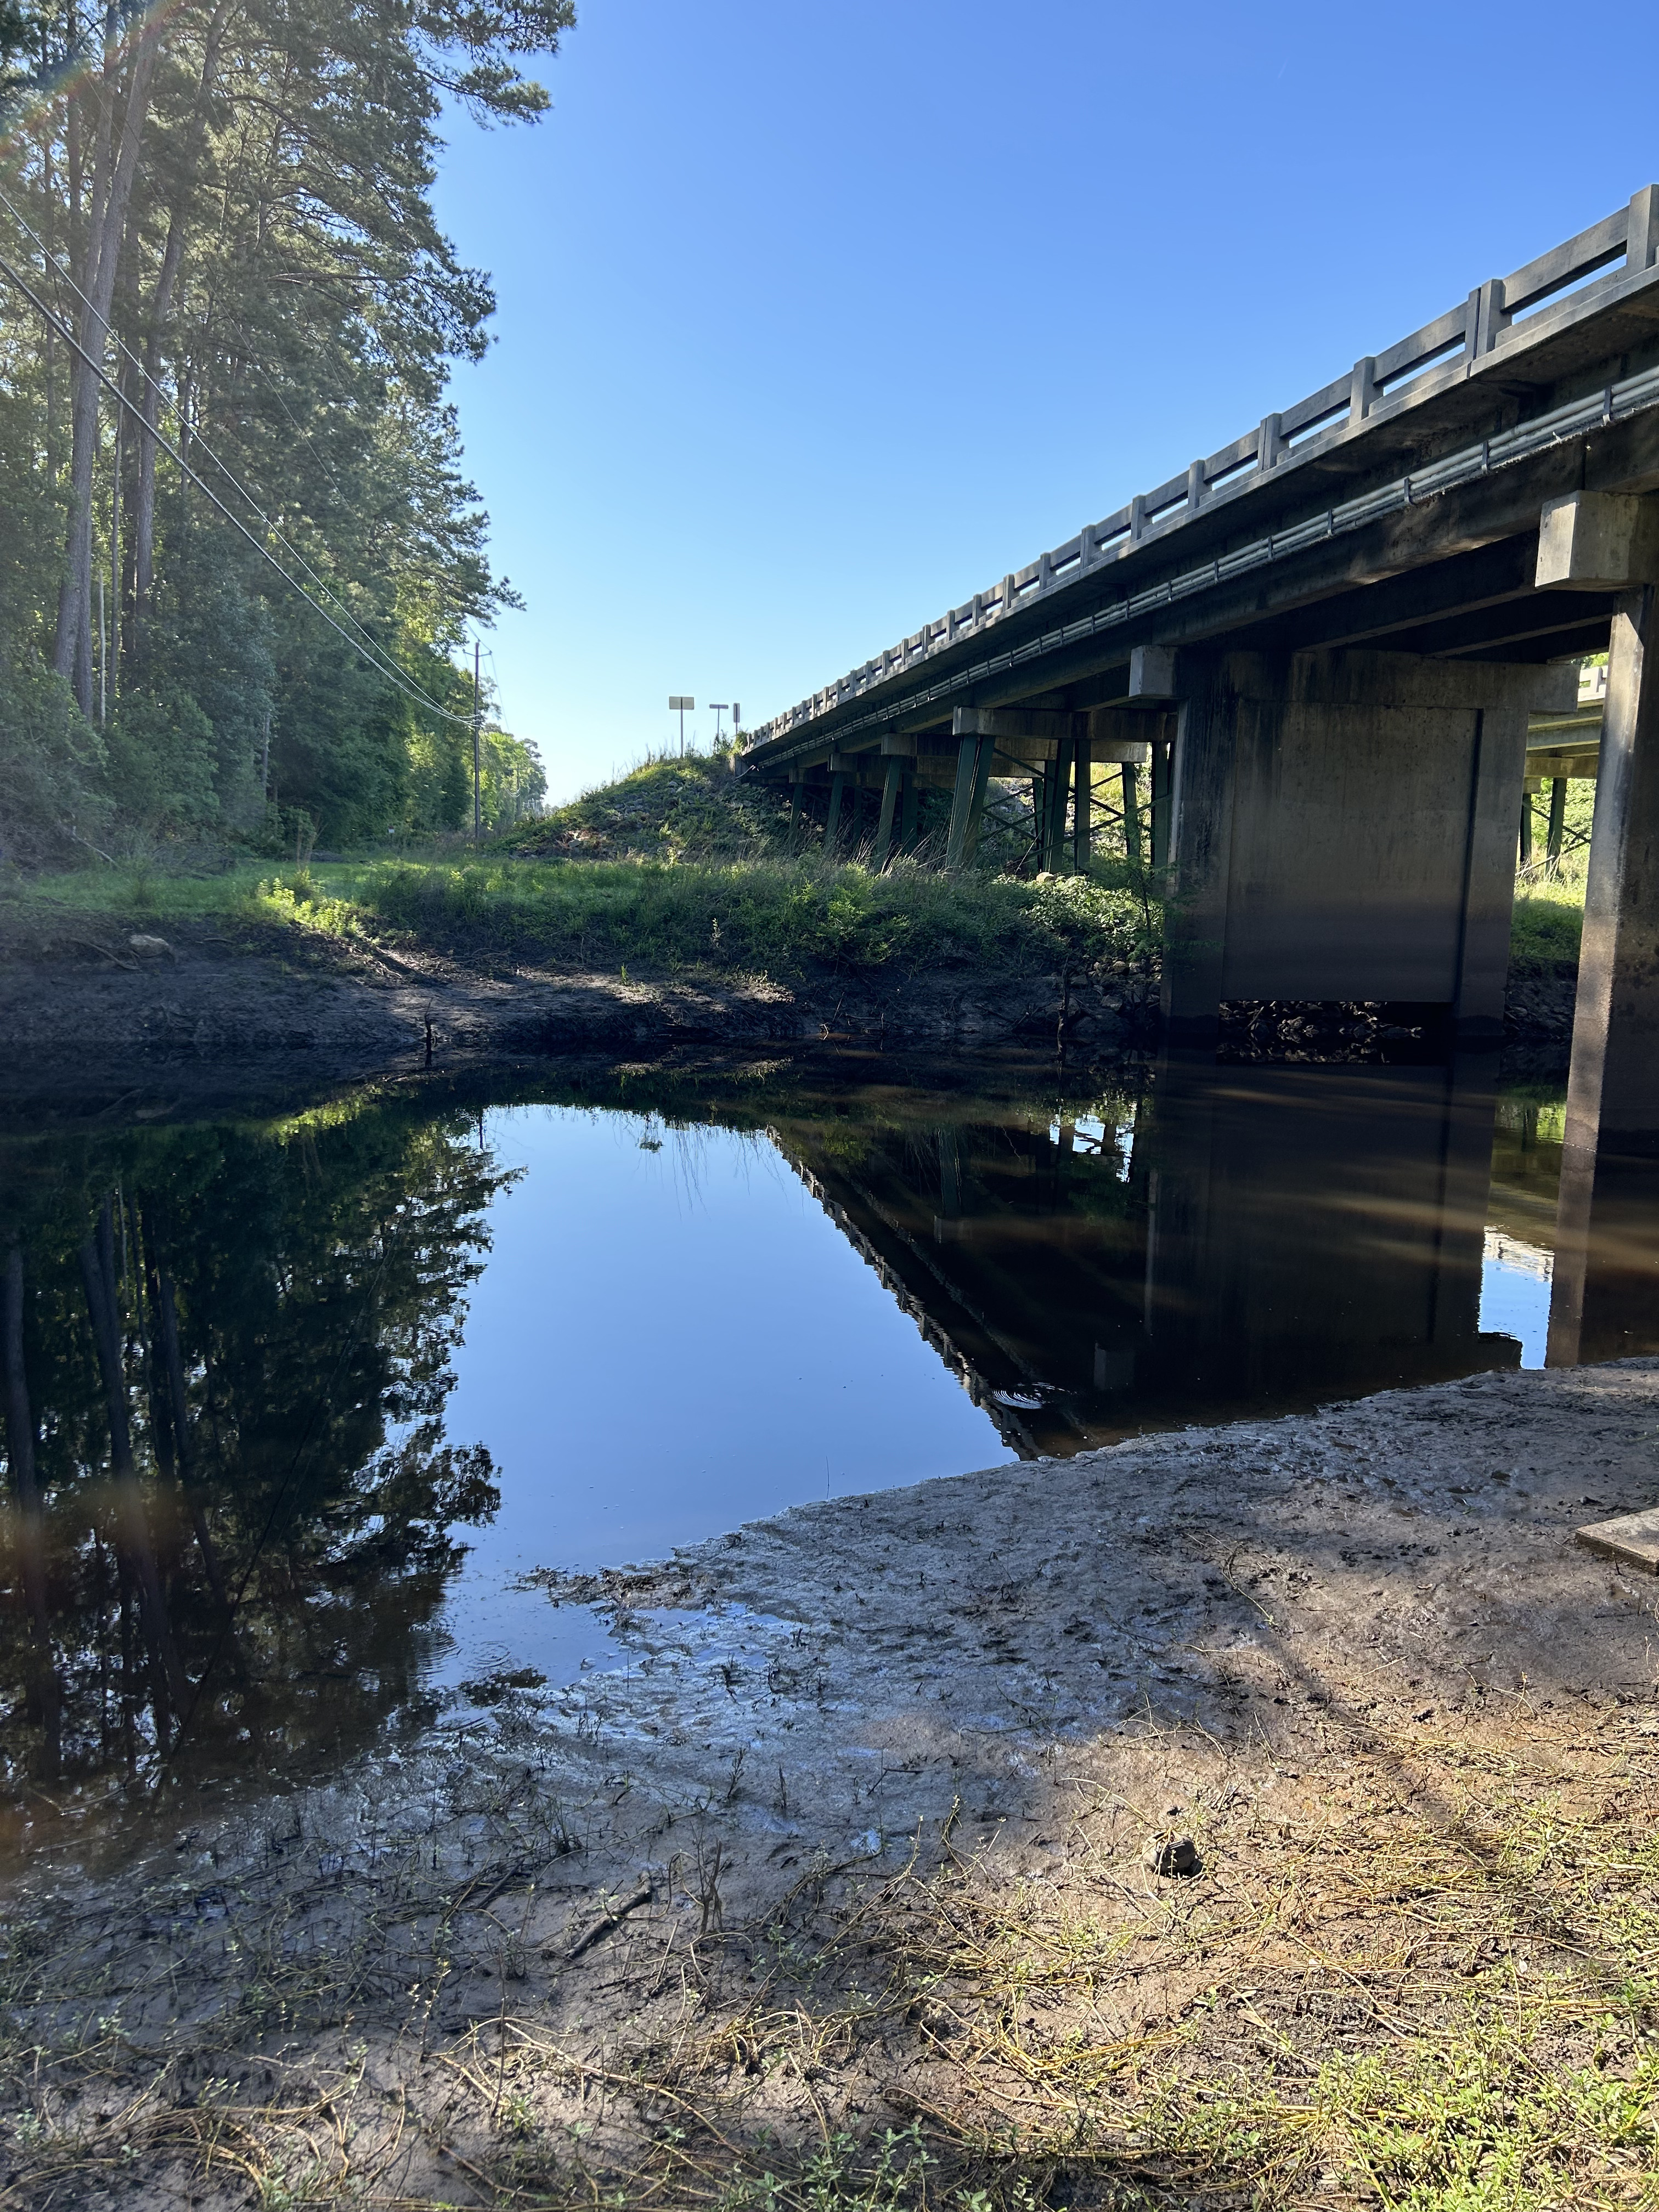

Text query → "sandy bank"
[6,1359,1659,2204]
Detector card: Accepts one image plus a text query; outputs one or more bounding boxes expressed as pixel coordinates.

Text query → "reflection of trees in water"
[0,1108,513,1797]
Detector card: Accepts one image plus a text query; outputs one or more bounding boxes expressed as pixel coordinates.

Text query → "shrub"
[0,654,109,866]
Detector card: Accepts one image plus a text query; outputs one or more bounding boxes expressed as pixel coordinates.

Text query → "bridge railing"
[745,185,1659,754]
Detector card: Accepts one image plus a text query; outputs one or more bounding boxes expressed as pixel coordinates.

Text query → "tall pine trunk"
[52,9,157,714]
[133,0,230,651]
[132,216,182,647]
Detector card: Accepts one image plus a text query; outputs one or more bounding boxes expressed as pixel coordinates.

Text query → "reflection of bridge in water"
[769,1058,1543,1461]
[743,188,1659,1218]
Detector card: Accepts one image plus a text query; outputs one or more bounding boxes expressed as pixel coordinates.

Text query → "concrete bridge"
[740,187,1659,1172]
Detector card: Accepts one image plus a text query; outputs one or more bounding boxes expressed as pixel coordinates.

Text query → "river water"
[0,1047,1651,1832]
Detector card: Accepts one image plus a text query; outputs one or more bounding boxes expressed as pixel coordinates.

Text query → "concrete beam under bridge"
[1160,647,1575,1043]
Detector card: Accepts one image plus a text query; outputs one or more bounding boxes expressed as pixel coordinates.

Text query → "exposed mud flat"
[0,916,1160,1082]
[6,1361,1659,2205]
[0,908,1573,1098]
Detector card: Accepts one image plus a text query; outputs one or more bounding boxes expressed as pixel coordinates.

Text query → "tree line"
[0,0,562,864]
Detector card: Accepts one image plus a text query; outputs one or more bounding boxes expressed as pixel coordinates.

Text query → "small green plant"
[253,871,358,941]
[497,2087,538,2138]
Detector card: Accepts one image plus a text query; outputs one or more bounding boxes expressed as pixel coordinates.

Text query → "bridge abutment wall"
[1161,648,1573,1043]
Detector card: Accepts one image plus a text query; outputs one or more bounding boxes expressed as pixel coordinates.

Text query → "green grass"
[0,740,1156,984]
[0,855,283,922]
[1510,877,1587,975]
[256,854,1159,981]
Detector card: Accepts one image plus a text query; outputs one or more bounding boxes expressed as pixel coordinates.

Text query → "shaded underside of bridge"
[741,188,1659,1225]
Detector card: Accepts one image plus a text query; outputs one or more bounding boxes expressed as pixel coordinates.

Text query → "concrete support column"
[1162,656,1232,1041]
[945,737,979,869]
[1042,728,1075,871]
[1121,761,1141,866]
[944,733,992,869]
[1074,735,1091,871]
[1562,582,1659,1151]
[1547,777,1567,866]
[1160,647,1569,1047]
[825,769,848,855]
[1149,737,1172,868]
[1533,492,1659,1158]
[873,754,905,869]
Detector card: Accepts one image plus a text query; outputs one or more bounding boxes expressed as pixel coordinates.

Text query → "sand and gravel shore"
[7,1359,1659,2204]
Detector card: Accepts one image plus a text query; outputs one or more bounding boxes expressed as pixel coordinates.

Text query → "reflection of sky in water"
[438,1106,1004,1692]
[1479,1249,1552,1369]
[436,1101,1562,1699]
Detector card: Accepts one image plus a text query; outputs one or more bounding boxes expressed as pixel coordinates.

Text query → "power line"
[0,180,448,695]
[0,244,477,726]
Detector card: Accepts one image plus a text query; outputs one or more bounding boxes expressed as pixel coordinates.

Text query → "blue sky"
[432,1,1659,804]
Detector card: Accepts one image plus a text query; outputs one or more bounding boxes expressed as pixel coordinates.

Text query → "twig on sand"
[565,1879,653,1962]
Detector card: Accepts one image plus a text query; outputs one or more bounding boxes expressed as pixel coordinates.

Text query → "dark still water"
[0,1048,1647,1822]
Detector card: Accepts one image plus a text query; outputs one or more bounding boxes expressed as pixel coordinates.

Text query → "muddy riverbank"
[5,1358,1657,2207]
[0,910,1169,1077]
[0,898,1581,1085]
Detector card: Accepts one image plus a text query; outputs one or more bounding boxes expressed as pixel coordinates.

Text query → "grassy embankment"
[0,751,1164,987]
[0,747,1592,991]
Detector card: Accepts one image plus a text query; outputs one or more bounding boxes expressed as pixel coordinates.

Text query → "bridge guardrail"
[744,186,1659,756]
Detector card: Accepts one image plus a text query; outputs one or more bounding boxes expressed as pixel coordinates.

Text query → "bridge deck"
[741,188,1659,778]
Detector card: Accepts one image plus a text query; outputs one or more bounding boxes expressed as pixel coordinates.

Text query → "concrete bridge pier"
[1160,648,1575,1047]
[1547,498,1659,1154]
[1538,494,1659,1364]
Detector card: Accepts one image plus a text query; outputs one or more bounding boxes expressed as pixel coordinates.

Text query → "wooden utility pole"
[472,640,482,847]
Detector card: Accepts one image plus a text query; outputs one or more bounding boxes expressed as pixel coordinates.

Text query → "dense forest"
[0,0,557,865]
